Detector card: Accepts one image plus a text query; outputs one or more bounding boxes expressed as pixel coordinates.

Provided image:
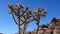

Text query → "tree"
[20,7,34,34]
[8,3,25,34]
[8,3,34,34]
[8,3,47,34]
[32,7,47,34]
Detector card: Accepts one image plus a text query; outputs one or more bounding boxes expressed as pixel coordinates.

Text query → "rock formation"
[28,17,60,34]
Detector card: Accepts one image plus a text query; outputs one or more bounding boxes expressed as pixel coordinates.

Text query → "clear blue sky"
[0,0,60,34]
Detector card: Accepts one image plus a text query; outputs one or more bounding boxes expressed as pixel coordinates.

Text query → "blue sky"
[0,0,60,34]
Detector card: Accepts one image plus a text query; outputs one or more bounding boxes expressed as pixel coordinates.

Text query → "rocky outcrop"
[29,17,60,34]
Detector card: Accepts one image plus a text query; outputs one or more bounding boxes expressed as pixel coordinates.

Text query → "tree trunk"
[36,15,40,34]
[18,16,20,34]
[23,24,25,34]
[23,22,27,34]
[18,24,20,34]
[36,21,39,34]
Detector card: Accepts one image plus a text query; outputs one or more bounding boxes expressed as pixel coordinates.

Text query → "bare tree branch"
[12,14,18,24]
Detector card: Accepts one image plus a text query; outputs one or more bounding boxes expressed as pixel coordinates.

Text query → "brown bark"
[18,21,20,34]
[18,24,20,34]
[23,22,27,34]
[23,24,25,34]
[36,15,40,34]
[36,21,39,34]
[18,15,20,34]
